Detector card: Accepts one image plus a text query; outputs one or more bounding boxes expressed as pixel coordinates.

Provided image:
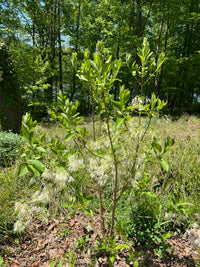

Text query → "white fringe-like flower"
[131,96,150,109]
[42,168,53,180]
[54,169,74,190]
[14,202,29,217]
[31,187,53,204]
[14,219,27,233]
[185,228,200,249]
[68,154,84,172]
[88,155,114,186]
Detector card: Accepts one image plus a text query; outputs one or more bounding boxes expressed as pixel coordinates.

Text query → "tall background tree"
[0,0,200,120]
[0,40,22,133]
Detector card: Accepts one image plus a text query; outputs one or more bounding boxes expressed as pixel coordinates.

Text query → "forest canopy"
[0,0,200,119]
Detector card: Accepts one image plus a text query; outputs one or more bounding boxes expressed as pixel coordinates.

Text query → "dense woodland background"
[1,0,200,120]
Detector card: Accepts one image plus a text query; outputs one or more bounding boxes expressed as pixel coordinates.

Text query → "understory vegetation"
[0,40,200,266]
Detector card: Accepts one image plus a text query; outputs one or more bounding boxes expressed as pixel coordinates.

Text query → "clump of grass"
[0,169,18,242]
[0,131,23,167]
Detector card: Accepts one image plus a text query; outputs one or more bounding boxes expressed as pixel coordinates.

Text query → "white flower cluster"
[88,136,110,152]
[131,96,150,110]
[88,155,114,186]
[85,121,148,188]
[42,167,74,191]
[14,167,75,233]
[185,223,200,249]
[68,154,84,172]
[14,202,48,233]
[54,169,74,190]
[31,186,53,204]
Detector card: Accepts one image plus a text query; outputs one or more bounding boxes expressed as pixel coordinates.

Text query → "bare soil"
[1,213,199,267]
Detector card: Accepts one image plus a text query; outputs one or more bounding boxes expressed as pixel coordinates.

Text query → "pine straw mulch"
[1,212,199,267]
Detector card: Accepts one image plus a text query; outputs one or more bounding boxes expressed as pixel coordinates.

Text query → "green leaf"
[95,151,106,157]
[36,146,46,153]
[40,133,46,145]
[124,90,130,104]
[157,99,166,110]
[116,118,124,129]
[61,113,69,122]
[110,236,116,248]
[109,253,115,267]
[76,74,88,82]
[159,157,169,172]
[33,136,39,144]
[161,232,172,241]
[115,244,130,250]
[28,159,45,173]
[152,138,162,154]
[142,191,157,199]
[126,53,132,71]
[18,163,29,176]
[111,99,122,111]
[27,164,40,177]
[85,195,93,201]
[150,93,157,108]
[164,136,175,152]
[84,208,93,218]
[127,106,135,111]
[65,133,74,142]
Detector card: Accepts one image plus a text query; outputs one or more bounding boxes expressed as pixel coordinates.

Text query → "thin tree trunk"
[71,0,81,101]
[153,15,164,94]
[47,0,57,103]
[99,185,105,237]
[58,0,63,92]
[32,0,36,47]
[114,28,120,100]
[156,20,168,96]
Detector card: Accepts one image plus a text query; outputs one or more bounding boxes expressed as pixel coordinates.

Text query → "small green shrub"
[0,131,23,166]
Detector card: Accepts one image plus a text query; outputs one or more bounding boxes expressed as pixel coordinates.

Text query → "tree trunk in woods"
[130,0,152,97]
[153,15,164,94]
[156,20,168,97]
[0,41,22,133]
[47,0,57,103]
[71,0,81,101]
[58,0,63,93]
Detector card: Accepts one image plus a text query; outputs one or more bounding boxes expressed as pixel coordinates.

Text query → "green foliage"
[49,250,76,267]
[12,41,189,266]
[0,257,6,267]
[74,234,90,252]
[126,38,165,95]
[0,169,18,242]
[115,191,174,258]
[18,113,46,177]
[14,40,171,241]
[64,193,93,218]
[94,235,139,267]
[151,136,174,172]
[0,131,23,166]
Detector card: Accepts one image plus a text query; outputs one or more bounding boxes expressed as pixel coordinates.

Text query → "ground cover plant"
[0,39,200,266]
[0,131,23,167]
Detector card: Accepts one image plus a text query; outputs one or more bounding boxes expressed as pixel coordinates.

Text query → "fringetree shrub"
[15,39,174,247]
[0,131,23,166]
